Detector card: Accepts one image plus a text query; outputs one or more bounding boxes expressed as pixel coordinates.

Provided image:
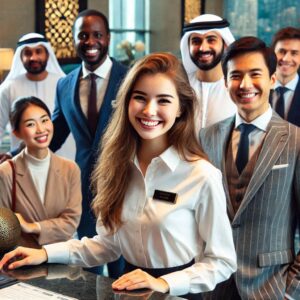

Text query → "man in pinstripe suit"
[200,37,300,299]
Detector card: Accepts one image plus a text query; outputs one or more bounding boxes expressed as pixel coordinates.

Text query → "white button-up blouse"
[45,146,236,295]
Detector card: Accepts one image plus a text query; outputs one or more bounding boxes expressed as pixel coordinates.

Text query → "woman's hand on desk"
[112,269,169,293]
[0,247,47,271]
[15,213,41,235]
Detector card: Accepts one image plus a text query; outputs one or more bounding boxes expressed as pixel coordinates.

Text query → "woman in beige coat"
[0,96,82,248]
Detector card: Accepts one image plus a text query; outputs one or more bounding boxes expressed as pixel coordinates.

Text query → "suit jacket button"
[232,224,241,229]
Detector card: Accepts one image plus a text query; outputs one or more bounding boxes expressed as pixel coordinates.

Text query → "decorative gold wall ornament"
[45,0,79,59]
[36,0,87,63]
[184,0,202,23]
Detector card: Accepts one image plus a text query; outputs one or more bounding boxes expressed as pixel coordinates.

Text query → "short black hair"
[222,36,277,79]
[73,9,110,34]
[10,96,51,131]
[271,27,300,49]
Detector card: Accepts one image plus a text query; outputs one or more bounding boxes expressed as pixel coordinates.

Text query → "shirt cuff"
[161,270,190,296]
[285,293,295,300]
[44,242,70,264]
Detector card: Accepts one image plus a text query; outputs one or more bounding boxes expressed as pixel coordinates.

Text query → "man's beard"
[24,60,47,75]
[191,44,224,71]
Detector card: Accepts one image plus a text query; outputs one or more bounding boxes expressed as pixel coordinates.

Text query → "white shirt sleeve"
[0,83,12,145]
[44,221,122,267]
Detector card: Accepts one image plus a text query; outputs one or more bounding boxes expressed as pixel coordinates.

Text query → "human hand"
[4,264,48,280]
[0,246,48,271]
[15,213,40,234]
[112,269,169,294]
[0,153,12,164]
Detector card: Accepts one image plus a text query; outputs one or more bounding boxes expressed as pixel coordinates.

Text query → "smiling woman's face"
[14,104,53,158]
[128,73,181,149]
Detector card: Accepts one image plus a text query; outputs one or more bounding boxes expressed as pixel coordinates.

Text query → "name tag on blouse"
[153,190,178,204]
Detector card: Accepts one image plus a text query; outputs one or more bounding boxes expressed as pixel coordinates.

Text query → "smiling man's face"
[226,51,275,122]
[73,15,110,71]
[189,31,224,71]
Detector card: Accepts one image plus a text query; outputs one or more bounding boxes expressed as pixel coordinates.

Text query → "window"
[109,0,149,65]
[224,0,300,44]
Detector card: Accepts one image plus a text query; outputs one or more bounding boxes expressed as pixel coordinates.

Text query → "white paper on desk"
[0,282,78,300]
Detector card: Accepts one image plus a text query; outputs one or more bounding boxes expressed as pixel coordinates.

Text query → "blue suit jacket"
[270,78,300,127]
[50,58,127,238]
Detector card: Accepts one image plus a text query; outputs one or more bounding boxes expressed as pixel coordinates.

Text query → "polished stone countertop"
[4,264,186,300]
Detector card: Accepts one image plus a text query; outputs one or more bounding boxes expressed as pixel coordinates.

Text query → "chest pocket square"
[272,164,289,170]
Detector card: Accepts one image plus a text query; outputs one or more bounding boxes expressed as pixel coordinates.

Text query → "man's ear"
[13,130,20,139]
[270,73,276,89]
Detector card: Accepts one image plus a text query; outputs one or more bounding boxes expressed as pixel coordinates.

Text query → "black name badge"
[153,190,178,204]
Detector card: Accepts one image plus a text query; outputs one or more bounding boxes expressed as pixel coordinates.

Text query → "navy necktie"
[87,73,98,135]
[236,123,256,174]
[275,86,288,119]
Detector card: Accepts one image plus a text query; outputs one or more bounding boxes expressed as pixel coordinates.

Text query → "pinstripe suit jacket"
[199,112,300,299]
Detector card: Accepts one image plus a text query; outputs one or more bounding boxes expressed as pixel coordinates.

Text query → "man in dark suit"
[50,9,127,277]
[270,27,300,127]
[200,37,300,299]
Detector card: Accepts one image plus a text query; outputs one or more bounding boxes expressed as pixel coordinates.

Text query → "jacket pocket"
[258,249,294,267]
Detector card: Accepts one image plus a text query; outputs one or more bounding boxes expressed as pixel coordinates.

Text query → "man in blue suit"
[269,27,300,127]
[50,9,127,277]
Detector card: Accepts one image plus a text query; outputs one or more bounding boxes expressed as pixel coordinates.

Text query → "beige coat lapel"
[234,113,289,221]
[43,153,62,212]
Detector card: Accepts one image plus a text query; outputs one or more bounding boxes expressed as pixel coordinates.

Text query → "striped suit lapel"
[234,113,289,221]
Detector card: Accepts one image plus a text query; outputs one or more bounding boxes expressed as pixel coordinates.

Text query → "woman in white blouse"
[0,96,81,248]
[0,53,236,299]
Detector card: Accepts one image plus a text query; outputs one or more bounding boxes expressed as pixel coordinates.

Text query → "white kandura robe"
[188,72,236,134]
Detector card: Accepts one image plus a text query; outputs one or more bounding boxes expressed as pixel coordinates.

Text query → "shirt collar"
[133,146,181,173]
[274,73,299,91]
[81,55,112,79]
[235,105,272,132]
[159,146,181,172]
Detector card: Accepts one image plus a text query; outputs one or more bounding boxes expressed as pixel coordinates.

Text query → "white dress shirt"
[232,106,273,161]
[79,55,112,117]
[45,146,236,296]
[273,73,299,119]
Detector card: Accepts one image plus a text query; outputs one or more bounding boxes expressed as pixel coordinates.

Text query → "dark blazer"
[269,78,300,127]
[50,58,127,239]
[200,113,300,299]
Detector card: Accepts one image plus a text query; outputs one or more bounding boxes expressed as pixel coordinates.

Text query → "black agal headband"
[17,37,48,47]
[183,19,230,34]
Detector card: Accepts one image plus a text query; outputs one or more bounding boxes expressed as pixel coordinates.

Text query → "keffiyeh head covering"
[180,14,235,74]
[4,33,65,82]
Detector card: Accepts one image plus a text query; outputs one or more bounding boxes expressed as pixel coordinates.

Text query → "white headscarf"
[180,14,235,74]
[4,33,65,82]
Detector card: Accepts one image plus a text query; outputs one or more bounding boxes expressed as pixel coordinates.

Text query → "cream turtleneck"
[25,148,51,204]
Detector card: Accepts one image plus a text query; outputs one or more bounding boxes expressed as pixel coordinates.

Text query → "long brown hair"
[91,52,206,233]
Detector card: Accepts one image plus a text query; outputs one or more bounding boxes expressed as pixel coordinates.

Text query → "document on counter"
[0,282,78,300]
